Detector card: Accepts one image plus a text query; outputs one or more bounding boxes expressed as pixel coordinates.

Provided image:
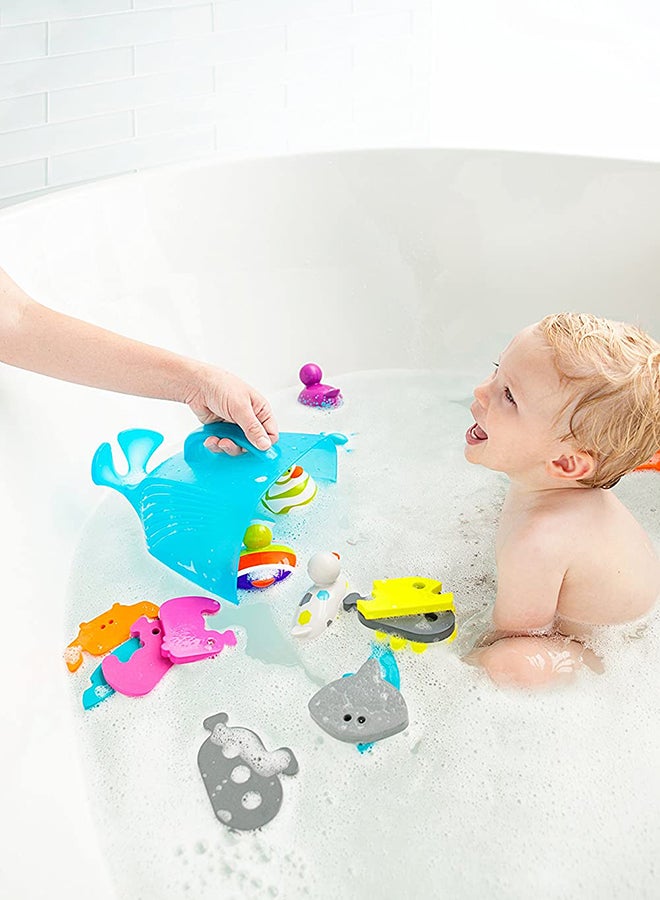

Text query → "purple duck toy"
[298,363,343,409]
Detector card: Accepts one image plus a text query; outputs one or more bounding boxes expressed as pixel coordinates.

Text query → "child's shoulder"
[500,489,601,560]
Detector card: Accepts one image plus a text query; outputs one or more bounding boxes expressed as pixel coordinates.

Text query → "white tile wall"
[49,5,212,55]
[0,1,659,205]
[0,22,48,62]
[0,93,47,132]
[0,0,435,204]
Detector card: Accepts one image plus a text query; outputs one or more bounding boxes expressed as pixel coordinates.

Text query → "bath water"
[65,370,660,900]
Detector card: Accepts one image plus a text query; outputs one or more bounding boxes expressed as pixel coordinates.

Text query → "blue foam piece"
[368,641,400,690]
[91,423,344,604]
[82,636,141,710]
[358,643,401,753]
[341,643,401,754]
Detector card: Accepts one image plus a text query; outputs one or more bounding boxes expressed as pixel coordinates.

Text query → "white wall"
[1,0,659,206]
[0,0,432,204]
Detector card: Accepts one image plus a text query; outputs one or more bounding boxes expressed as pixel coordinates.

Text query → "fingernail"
[256,436,271,450]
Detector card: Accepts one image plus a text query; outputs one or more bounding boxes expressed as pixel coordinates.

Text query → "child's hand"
[184,365,279,456]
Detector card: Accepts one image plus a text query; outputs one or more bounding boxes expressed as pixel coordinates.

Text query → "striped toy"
[237,523,297,590]
[260,465,318,515]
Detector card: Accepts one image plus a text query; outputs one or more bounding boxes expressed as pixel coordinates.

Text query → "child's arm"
[462,524,591,688]
[491,523,565,633]
[460,522,564,654]
[0,266,278,454]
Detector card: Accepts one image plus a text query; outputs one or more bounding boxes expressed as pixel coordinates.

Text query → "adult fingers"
[229,403,271,451]
[203,435,245,456]
[256,400,279,444]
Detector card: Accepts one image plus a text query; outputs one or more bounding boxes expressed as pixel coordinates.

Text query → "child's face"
[465,325,572,481]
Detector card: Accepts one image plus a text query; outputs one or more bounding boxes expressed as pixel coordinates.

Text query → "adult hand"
[185,365,279,456]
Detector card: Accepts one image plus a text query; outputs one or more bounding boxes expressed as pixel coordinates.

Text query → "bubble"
[230,765,251,784]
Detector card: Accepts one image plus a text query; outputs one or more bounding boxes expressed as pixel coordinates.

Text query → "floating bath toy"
[64,600,160,673]
[91,423,343,604]
[351,643,401,754]
[357,577,454,619]
[82,637,141,710]
[308,657,408,744]
[345,597,456,651]
[291,551,351,641]
[101,616,172,697]
[342,576,457,651]
[297,363,343,409]
[635,449,660,472]
[260,464,317,514]
[159,596,237,663]
[368,641,401,692]
[198,713,299,831]
[371,614,456,652]
[237,524,296,590]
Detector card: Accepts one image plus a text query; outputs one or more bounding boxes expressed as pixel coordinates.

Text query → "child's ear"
[547,450,596,481]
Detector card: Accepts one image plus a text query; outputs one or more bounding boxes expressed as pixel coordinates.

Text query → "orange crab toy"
[64,601,160,672]
[635,450,660,473]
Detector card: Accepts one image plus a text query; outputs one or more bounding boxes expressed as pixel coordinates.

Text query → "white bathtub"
[1,149,659,900]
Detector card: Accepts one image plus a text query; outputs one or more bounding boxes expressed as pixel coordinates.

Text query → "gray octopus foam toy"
[198,713,299,831]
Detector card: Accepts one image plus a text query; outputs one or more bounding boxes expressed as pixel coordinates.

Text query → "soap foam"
[65,370,660,900]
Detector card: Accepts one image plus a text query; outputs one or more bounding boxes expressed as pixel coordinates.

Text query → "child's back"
[498,484,660,640]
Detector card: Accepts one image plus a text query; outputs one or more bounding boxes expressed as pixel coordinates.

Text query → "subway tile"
[353,34,415,69]
[353,39,414,105]
[286,94,352,132]
[136,81,284,135]
[0,111,133,165]
[0,157,46,199]
[212,0,351,31]
[0,1,131,27]
[0,47,133,101]
[49,68,213,121]
[134,0,206,7]
[353,92,414,127]
[354,0,431,11]
[49,6,212,56]
[286,71,352,110]
[0,23,47,62]
[0,93,46,133]
[353,69,413,110]
[216,45,351,88]
[286,10,412,53]
[136,93,219,135]
[213,80,286,117]
[215,108,287,153]
[285,114,354,154]
[135,25,284,73]
[48,126,215,185]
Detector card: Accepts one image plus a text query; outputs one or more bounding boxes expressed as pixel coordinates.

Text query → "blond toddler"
[463,312,660,688]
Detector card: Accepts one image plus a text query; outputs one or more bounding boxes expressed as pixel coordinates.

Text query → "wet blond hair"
[538,312,660,489]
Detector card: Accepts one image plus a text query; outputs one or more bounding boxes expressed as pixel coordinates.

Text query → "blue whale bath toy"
[91,423,344,604]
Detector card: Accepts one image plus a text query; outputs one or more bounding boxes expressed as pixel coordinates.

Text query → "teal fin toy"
[91,423,344,604]
[82,636,141,710]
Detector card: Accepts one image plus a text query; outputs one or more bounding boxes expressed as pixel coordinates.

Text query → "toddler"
[0,266,277,455]
[462,312,660,688]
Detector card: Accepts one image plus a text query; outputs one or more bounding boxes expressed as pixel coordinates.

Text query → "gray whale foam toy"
[198,713,299,831]
[308,657,409,743]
